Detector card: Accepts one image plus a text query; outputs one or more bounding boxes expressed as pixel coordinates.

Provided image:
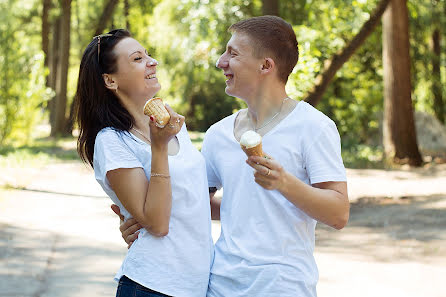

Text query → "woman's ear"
[102,73,118,91]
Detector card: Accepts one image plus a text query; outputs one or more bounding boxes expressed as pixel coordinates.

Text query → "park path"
[1,162,445,297]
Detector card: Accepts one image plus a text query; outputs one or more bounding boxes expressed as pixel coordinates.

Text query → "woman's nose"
[148,57,158,66]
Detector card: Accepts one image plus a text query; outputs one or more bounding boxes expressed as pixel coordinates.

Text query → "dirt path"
[1,162,445,296]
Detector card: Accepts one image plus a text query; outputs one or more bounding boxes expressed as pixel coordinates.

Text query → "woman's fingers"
[165,104,185,132]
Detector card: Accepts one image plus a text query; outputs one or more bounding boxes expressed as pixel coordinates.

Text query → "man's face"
[216,32,263,99]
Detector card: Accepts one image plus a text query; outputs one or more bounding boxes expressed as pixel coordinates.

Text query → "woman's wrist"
[151,142,169,152]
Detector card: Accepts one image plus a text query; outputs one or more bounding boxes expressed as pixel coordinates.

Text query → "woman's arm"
[107,144,171,236]
[108,108,184,237]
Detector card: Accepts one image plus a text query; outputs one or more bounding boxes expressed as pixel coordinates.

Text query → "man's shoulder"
[205,111,240,136]
[296,101,336,127]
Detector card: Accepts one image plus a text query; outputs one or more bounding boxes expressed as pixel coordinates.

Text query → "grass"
[1,130,381,170]
[189,131,205,151]
[0,136,79,168]
[0,131,206,169]
[342,145,385,169]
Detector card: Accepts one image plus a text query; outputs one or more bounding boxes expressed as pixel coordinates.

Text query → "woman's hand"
[149,104,185,149]
[245,153,286,191]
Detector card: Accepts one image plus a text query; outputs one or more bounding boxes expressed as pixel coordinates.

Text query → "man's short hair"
[229,15,299,83]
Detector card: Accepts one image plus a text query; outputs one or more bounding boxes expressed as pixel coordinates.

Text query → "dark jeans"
[116,276,172,297]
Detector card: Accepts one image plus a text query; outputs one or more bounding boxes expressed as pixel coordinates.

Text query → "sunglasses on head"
[93,33,113,63]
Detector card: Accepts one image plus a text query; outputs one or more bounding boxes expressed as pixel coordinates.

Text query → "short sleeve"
[201,129,222,189]
[94,129,143,185]
[304,121,346,184]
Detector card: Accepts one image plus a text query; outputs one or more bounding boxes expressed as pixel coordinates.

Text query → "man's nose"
[216,54,228,69]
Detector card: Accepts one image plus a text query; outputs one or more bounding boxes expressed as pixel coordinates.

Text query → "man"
[202,15,349,297]
[117,15,349,297]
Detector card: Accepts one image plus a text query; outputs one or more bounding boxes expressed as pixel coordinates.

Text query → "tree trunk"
[65,97,75,135]
[432,28,444,124]
[382,0,422,166]
[262,0,279,16]
[124,0,130,31]
[304,0,391,107]
[48,16,60,127]
[42,0,51,85]
[94,0,120,36]
[51,0,71,136]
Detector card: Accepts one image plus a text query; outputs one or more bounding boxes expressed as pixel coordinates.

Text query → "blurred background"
[0,0,445,166]
[1,0,446,296]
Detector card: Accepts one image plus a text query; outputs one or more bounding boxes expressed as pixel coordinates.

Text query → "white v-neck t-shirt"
[202,101,346,297]
[94,125,214,297]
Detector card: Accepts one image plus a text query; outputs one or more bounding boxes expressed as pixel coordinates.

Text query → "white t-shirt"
[94,125,214,297]
[201,101,346,297]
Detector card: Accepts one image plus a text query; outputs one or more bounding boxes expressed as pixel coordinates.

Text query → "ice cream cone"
[241,142,263,157]
[240,130,264,157]
[143,97,171,128]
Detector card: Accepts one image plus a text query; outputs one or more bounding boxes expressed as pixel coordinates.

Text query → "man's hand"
[110,204,142,249]
[246,154,285,191]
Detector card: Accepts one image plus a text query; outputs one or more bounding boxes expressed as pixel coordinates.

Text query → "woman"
[75,29,213,297]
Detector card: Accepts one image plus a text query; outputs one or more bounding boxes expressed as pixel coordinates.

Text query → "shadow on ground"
[316,194,446,263]
[0,223,123,297]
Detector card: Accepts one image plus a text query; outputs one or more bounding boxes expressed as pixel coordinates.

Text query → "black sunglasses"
[93,33,113,63]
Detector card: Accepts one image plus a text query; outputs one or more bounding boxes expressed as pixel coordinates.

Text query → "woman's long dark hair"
[75,29,132,167]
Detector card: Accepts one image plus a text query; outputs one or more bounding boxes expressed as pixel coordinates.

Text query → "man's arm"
[209,187,221,221]
[112,187,222,248]
[110,205,142,248]
[246,156,349,230]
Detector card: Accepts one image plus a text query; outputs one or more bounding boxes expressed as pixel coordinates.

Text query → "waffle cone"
[241,142,264,157]
[143,97,171,128]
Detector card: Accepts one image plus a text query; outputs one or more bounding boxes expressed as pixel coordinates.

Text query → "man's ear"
[102,73,118,91]
[260,58,275,74]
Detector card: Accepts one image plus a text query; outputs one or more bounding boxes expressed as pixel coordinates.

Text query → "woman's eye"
[134,57,142,61]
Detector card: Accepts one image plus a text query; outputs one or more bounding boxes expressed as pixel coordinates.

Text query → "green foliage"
[287,0,386,149]
[408,0,446,115]
[144,0,257,131]
[2,0,445,167]
[0,0,52,145]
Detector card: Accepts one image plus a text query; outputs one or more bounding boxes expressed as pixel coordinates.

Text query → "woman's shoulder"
[95,127,134,148]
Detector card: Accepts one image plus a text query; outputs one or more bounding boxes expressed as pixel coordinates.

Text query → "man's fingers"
[121,219,141,235]
[248,155,275,169]
[122,222,142,239]
[110,204,124,221]
[119,218,137,232]
[125,231,140,247]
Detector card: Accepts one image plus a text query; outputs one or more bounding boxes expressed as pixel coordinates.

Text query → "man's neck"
[245,83,288,127]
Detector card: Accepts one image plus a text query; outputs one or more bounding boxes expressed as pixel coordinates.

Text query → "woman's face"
[110,37,160,101]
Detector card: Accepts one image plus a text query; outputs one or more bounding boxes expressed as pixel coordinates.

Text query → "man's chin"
[225,86,236,97]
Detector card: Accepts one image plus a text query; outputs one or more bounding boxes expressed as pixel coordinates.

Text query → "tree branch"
[304,0,391,106]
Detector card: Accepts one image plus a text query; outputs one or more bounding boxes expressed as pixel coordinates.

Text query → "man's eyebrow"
[227,45,237,52]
